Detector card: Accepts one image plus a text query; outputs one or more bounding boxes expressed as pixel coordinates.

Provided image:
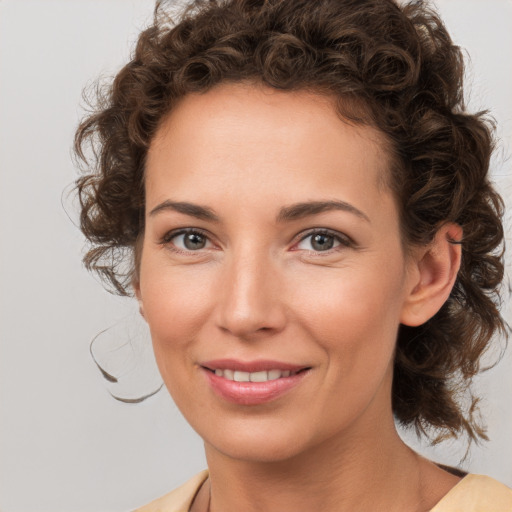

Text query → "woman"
[75,0,512,510]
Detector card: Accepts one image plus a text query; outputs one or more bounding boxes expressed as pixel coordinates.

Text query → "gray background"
[0,1,510,511]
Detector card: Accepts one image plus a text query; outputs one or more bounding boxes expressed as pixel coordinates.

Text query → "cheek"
[292,261,406,378]
[138,260,215,374]
[293,259,405,334]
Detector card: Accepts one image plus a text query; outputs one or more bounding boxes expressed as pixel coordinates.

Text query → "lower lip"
[202,368,309,405]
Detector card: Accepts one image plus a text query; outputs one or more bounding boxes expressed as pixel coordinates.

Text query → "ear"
[132,235,146,320]
[133,279,146,321]
[400,223,462,327]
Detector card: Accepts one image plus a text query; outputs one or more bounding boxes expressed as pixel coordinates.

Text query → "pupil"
[184,233,206,250]
[312,234,333,251]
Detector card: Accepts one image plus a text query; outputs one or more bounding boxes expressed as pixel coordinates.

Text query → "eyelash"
[292,228,354,255]
[159,228,354,255]
[160,228,213,256]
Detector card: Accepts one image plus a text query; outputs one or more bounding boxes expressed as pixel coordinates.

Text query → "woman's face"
[137,83,418,462]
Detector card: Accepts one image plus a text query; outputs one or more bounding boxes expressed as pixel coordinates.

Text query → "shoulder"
[431,474,512,512]
[133,470,209,512]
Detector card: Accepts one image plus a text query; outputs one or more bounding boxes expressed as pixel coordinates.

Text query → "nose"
[215,249,287,340]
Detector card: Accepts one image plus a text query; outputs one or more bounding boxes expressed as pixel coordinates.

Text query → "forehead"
[145,83,393,218]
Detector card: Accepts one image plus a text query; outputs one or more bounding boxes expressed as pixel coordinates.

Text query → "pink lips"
[200,359,310,405]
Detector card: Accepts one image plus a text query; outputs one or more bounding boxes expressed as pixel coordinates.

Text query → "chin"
[200,417,326,464]
[214,437,307,464]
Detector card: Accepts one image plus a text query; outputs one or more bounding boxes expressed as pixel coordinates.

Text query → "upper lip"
[200,359,309,373]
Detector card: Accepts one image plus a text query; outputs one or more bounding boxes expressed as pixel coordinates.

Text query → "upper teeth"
[214,369,293,382]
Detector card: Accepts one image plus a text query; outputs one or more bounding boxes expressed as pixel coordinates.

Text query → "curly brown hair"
[75,0,508,443]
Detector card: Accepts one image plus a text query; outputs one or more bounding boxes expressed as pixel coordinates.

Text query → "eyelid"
[291,228,354,252]
[159,227,217,253]
[160,227,207,242]
[158,226,355,254]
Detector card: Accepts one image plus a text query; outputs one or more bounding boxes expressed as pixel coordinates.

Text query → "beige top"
[134,471,512,512]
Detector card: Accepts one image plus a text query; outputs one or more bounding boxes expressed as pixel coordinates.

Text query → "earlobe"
[133,280,146,321]
[138,300,146,321]
[400,223,463,327]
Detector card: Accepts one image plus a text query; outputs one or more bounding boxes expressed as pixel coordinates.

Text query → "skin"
[136,82,463,512]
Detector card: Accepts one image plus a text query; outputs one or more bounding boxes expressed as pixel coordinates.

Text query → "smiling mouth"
[207,368,306,382]
[201,365,311,405]
[200,359,311,404]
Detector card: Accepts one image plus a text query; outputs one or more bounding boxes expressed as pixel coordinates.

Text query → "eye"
[294,229,352,252]
[162,229,214,252]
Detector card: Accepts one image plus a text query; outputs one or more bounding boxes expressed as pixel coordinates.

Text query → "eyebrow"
[276,200,370,224]
[149,199,370,224]
[149,200,220,221]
